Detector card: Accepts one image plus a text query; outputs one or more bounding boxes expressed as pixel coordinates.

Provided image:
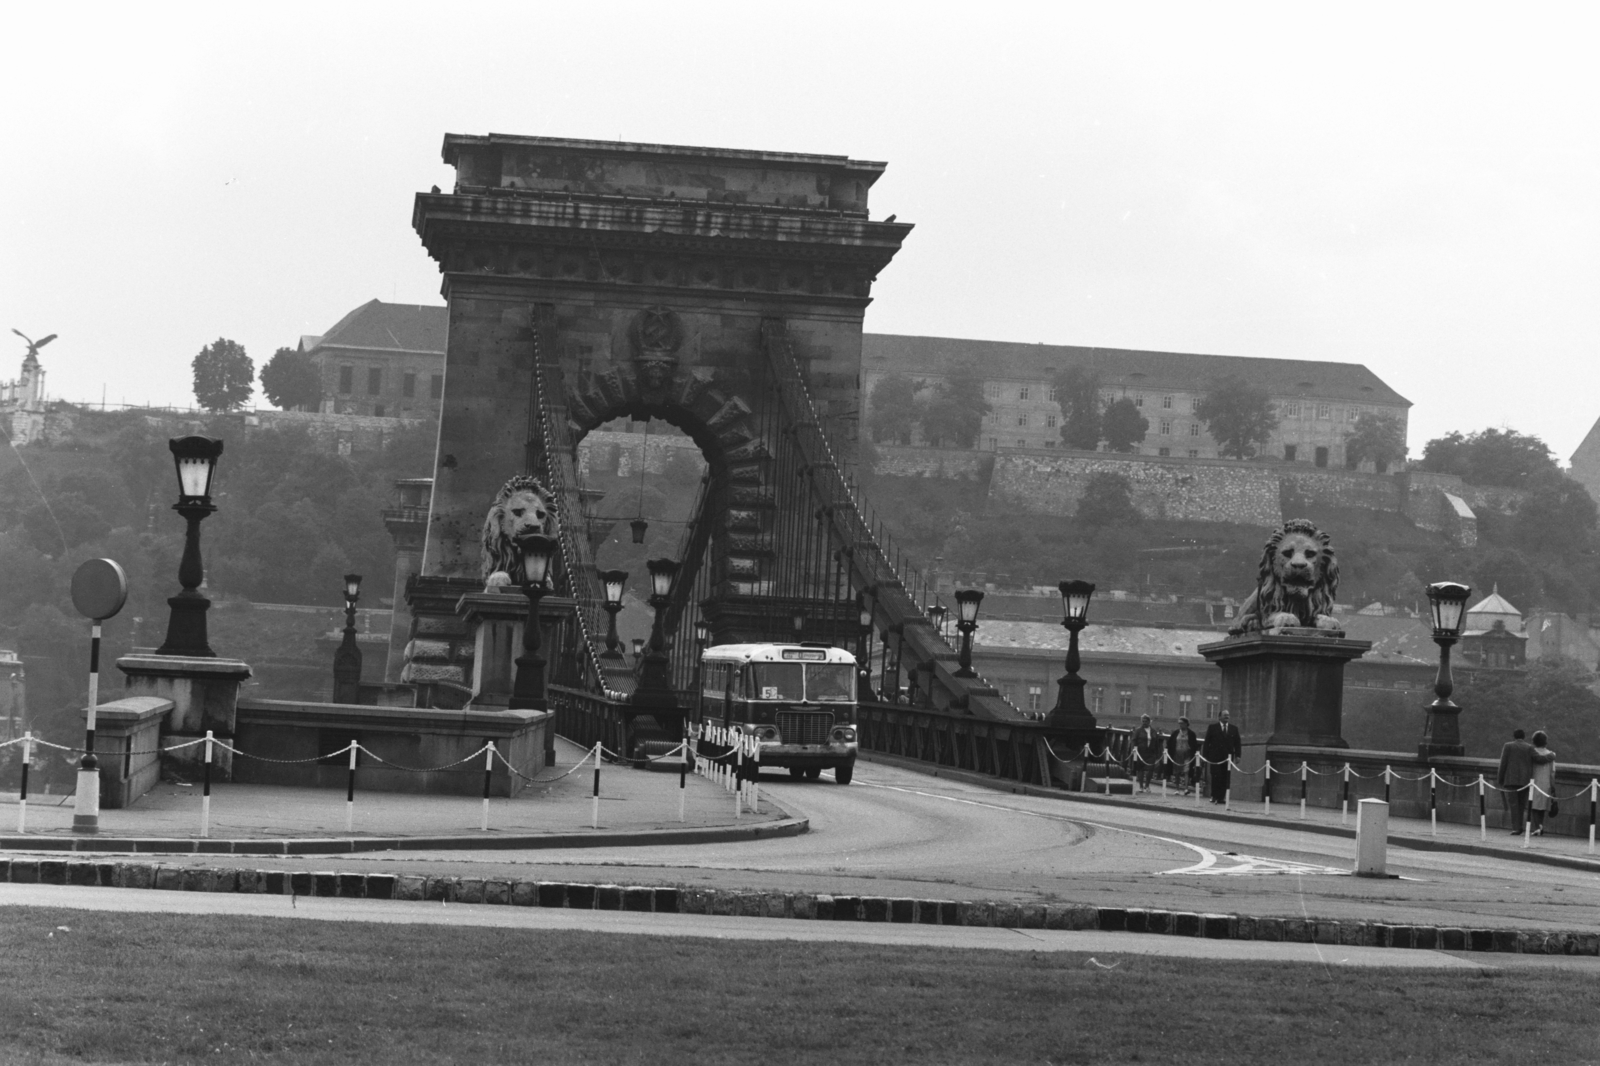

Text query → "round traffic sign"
[71,558,129,621]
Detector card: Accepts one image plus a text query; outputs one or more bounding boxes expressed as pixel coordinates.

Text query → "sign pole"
[69,559,128,836]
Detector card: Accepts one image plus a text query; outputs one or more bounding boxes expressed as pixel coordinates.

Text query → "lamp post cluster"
[331,573,364,704]
[1419,580,1472,759]
[155,435,225,658]
[1050,580,1095,727]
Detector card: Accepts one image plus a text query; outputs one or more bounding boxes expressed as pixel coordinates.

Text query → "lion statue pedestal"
[1196,520,1372,799]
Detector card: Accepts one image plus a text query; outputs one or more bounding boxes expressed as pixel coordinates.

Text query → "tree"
[866,373,924,445]
[1417,428,1558,487]
[1457,655,1600,765]
[920,365,989,449]
[1051,367,1102,450]
[1343,411,1407,472]
[259,346,323,411]
[1193,374,1278,459]
[1100,398,1148,453]
[191,337,254,413]
[1512,475,1598,555]
[1076,471,1142,527]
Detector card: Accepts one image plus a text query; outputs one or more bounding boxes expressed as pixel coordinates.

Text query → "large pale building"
[862,335,1412,472]
[299,300,447,419]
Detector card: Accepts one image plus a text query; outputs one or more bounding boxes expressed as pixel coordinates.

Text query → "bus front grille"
[776,711,834,746]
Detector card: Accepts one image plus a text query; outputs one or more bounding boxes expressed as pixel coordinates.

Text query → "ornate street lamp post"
[952,588,984,679]
[599,569,628,660]
[637,557,679,696]
[1419,581,1472,759]
[156,435,224,658]
[332,573,363,704]
[692,617,711,714]
[928,603,948,642]
[507,533,558,712]
[1049,580,1096,728]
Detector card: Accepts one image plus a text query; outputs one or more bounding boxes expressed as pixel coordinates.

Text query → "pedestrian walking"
[1167,716,1199,794]
[1132,715,1161,793]
[1496,728,1536,834]
[1528,730,1557,837]
[1201,710,1241,805]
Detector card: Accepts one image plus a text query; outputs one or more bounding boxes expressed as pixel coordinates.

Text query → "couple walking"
[1496,729,1558,835]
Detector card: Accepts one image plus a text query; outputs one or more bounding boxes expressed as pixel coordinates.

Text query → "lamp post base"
[1048,673,1095,730]
[1418,703,1464,760]
[156,593,215,658]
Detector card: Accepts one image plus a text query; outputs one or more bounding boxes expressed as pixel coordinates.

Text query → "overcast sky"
[3,3,1596,459]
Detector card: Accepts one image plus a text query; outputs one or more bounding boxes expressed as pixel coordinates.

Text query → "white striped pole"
[200,730,213,838]
[345,742,357,833]
[72,620,103,835]
[735,734,744,817]
[678,743,687,823]
[1299,761,1308,820]
[749,736,760,814]
[1225,757,1233,810]
[1193,758,1201,807]
[591,742,601,830]
[1588,779,1596,854]
[1341,763,1350,825]
[1263,759,1271,816]
[481,742,495,832]
[1160,751,1168,798]
[16,729,31,832]
[1429,767,1438,836]
[1478,774,1487,840]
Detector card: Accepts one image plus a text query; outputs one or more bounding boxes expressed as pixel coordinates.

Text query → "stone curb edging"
[3,857,1597,957]
[0,818,807,855]
[858,752,1600,875]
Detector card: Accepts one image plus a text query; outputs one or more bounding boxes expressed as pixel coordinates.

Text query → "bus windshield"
[748,662,856,703]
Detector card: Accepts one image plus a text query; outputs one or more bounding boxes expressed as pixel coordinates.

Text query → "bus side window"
[723,666,738,726]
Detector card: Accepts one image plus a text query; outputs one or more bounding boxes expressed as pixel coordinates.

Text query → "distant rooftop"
[862,334,1411,407]
[304,300,446,356]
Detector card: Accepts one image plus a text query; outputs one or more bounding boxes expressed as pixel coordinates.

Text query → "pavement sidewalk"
[0,738,800,853]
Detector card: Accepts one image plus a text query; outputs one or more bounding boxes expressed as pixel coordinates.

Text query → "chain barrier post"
[1523,782,1532,847]
[1428,767,1437,836]
[749,735,760,814]
[1193,757,1201,807]
[16,729,31,832]
[1160,751,1168,798]
[678,743,687,823]
[1588,778,1597,854]
[1263,759,1271,816]
[345,742,357,834]
[1080,745,1089,793]
[1341,763,1351,825]
[1224,757,1233,810]
[734,732,744,818]
[591,742,601,830]
[1478,774,1487,840]
[1383,764,1392,806]
[1102,744,1111,796]
[1299,761,1308,820]
[201,730,213,839]
[481,742,495,832]
[73,620,104,835]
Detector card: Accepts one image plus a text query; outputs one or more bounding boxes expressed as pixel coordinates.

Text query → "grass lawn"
[2,907,1596,1065]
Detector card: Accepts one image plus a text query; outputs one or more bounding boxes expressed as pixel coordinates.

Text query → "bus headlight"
[758,726,779,742]
[830,727,856,743]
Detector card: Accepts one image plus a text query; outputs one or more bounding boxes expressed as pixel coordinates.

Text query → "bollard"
[1383,764,1392,806]
[1160,751,1168,798]
[1341,763,1351,825]
[1587,778,1597,854]
[678,743,687,824]
[346,742,358,833]
[1478,774,1487,841]
[1225,758,1234,810]
[1103,746,1111,796]
[1299,761,1308,821]
[1193,758,1201,807]
[749,735,760,814]
[1428,768,1437,836]
[1080,745,1089,793]
[481,742,496,832]
[591,742,602,830]
[201,730,214,839]
[1263,759,1271,816]
[15,729,30,832]
[1523,782,1532,846]
[735,734,744,817]
[1353,798,1389,877]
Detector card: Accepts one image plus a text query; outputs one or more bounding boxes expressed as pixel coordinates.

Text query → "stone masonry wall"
[873,445,991,479]
[990,451,1283,525]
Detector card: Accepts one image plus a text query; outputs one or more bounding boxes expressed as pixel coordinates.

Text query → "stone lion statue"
[1231,518,1342,634]
[481,474,558,590]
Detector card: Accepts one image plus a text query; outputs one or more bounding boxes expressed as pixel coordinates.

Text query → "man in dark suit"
[1496,728,1535,833]
[1202,710,1242,805]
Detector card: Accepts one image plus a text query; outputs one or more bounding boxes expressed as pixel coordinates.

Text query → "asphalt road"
[42,757,1598,936]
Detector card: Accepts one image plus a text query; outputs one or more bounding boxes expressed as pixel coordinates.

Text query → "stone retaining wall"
[990,451,1283,525]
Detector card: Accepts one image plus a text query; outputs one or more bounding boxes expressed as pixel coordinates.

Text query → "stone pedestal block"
[1198,630,1370,798]
[456,591,575,711]
[117,654,251,776]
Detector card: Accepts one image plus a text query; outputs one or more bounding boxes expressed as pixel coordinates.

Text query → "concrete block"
[126,864,155,890]
[814,894,835,920]
[510,882,537,907]
[337,874,365,899]
[155,867,182,892]
[0,859,11,882]
[832,896,862,921]
[290,872,313,897]
[39,860,66,886]
[1202,914,1234,940]
[735,892,762,917]
[958,901,991,927]
[1390,926,1415,949]
[622,887,653,912]
[939,901,961,925]
[98,863,122,887]
[1097,907,1127,932]
[1256,918,1284,942]
[394,875,426,901]
[455,879,484,904]
[1413,927,1438,951]
[367,875,396,901]
[1439,928,1466,951]
[213,869,239,893]
[313,873,338,897]
[265,870,289,895]
[1019,904,1046,930]
[678,887,709,914]
[566,883,596,909]
[1570,932,1599,956]
[1283,919,1311,943]
[592,885,622,911]
[1234,915,1256,940]
[653,887,679,914]
[861,897,890,923]
[423,877,453,902]
[1124,909,1149,934]
[762,892,789,919]
[1313,921,1341,945]
[68,863,98,887]
[8,860,38,884]
[917,901,942,925]
[710,890,736,916]
[791,894,817,920]
[1470,929,1495,952]
[1354,798,1389,877]
[536,882,567,908]
[1052,905,1099,931]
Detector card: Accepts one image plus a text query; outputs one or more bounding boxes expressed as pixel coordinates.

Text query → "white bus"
[698,642,859,784]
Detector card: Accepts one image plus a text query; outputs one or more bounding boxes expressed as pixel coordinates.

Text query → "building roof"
[862,334,1410,407]
[308,300,447,356]
[1465,587,1523,635]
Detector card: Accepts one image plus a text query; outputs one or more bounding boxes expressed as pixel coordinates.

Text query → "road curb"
[3,856,1596,957]
[0,817,808,856]
[857,752,1600,875]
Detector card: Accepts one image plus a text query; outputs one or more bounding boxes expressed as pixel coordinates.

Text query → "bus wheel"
[835,763,854,785]
[789,767,806,780]
[804,767,822,781]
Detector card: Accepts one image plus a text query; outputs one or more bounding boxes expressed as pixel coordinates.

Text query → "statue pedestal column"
[1197,630,1369,798]
[456,591,575,710]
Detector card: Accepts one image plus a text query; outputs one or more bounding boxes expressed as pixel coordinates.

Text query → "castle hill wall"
[989,450,1283,526]
[873,445,992,479]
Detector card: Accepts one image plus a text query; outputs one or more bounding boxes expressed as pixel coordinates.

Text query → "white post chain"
[1263,759,1271,816]
[1429,768,1438,836]
[1341,763,1350,826]
[1523,782,1532,847]
[591,742,601,830]
[481,742,495,832]
[16,731,31,834]
[1589,778,1597,854]
[201,730,213,839]
[749,735,760,814]
[1160,751,1168,798]
[1478,774,1487,841]
[1193,759,1201,807]
[1299,761,1308,820]
[735,734,743,818]
[1225,757,1233,810]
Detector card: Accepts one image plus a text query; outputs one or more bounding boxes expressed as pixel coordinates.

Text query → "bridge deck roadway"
[8,748,1596,937]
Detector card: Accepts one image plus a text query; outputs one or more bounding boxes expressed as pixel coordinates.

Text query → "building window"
[1019,385,1030,401]
[339,366,353,394]
[1134,394,1144,408]
[1316,403,1331,419]
[403,372,416,398]
[1091,687,1104,714]
[1162,396,1173,409]
[1017,439,1027,448]
[1047,385,1059,402]
[1315,445,1329,468]
[1159,420,1171,435]
[1284,444,1298,461]
[988,438,998,450]
[985,383,999,399]
[1189,423,1200,436]
[1027,685,1042,711]
[1118,691,1133,715]
[1016,413,1027,427]
[367,367,382,395]
[1045,414,1058,428]
[1158,447,1171,457]
[1152,692,1166,716]
[1179,694,1193,716]
[373,404,385,417]
[430,374,443,400]
[1284,402,1301,418]
[1187,449,1199,458]
[1205,696,1220,718]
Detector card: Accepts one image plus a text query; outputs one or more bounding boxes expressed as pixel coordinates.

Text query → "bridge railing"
[858,701,1108,789]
